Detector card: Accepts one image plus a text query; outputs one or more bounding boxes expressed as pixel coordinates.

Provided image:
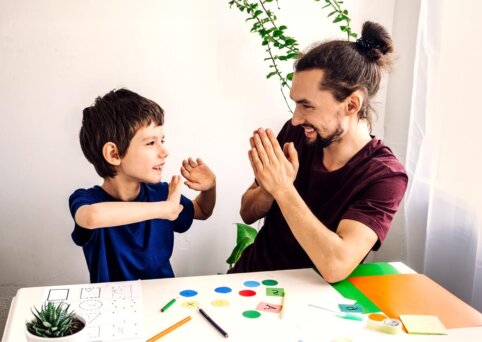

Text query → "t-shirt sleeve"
[173,194,195,233]
[276,120,292,144]
[69,189,98,247]
[341,173,408,250]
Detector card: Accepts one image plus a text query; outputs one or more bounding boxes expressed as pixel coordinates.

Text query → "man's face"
[290,69,345,147]
[117,123,169,184]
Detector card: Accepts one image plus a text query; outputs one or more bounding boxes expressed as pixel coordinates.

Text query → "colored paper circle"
[242,310,261,319]
[211,299,230,307]
[243,280,261,287]
[181,300,199,308]
[214,286,232,294]
[179,289,198,297]
[239,290,256,297]
[262,279,278,286]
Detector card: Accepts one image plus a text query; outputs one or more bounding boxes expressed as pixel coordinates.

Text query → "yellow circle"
[211,299,230,307]
[181,300,199,308]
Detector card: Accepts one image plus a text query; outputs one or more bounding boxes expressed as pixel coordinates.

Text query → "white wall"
[0,0,405,287]
[372,0,421,264]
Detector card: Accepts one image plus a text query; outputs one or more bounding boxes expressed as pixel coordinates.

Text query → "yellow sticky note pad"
[399,315,448,335]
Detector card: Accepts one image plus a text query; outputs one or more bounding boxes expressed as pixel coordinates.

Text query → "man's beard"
[305,125,344,148]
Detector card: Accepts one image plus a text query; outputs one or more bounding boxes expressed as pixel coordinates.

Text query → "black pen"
[198,307,229,338]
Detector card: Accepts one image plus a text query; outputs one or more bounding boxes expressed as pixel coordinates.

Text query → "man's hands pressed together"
[248,128,299,199]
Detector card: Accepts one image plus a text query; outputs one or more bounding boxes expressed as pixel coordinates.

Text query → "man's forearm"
[272,185,352,282]
[240,184,274,224]
[273,185,378,282]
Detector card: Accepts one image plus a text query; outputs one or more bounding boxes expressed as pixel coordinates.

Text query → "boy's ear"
[102,142,121,166]
[346,90,363,116]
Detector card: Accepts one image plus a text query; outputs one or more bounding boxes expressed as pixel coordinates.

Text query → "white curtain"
[405,0,482,310]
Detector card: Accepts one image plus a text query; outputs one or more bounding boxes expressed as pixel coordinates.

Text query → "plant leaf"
[235,223,257,244]
[226,223,258,268]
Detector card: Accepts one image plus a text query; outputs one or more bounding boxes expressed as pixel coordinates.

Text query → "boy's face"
[117,123,168,184]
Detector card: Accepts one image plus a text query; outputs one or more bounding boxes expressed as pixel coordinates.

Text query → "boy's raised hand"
[162,175,183,220]
[181,157,216,191]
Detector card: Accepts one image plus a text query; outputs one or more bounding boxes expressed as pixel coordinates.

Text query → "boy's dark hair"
[294,21,394,131]
[80,88,164,178]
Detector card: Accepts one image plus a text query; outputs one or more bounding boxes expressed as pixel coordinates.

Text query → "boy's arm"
[192,185,216,220]
[180,158,216,220]
[75,176,183,229]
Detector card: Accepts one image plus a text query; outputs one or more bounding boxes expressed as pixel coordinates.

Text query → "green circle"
[242,310,261,319]
[261,279,278,286]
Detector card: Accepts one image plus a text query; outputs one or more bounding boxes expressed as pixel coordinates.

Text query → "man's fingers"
[196,158,204,166]
[288,142,299,172]
[253,132,271,166]
[249,147,264,172]
[258,128,278,163]
[249,137,255,149]
[266,128,284,159]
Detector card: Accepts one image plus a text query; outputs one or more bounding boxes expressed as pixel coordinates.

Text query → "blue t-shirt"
[69,182,194,283]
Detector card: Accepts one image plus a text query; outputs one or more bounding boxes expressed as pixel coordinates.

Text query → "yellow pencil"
[280,289,286,319]
[146,316,191,342]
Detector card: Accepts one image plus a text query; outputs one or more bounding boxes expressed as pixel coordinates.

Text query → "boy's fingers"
[180,167,190,178]
[182,160,191,171]
[184,181,196,188]
[196,158,204,165]
[188,157,197,168]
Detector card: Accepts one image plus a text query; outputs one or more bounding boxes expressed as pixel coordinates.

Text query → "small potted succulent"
[25,301,87,341]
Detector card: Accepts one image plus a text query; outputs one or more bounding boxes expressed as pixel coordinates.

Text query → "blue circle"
[179,289,198,297]
[243,280,261,287]
[214,286,232,294]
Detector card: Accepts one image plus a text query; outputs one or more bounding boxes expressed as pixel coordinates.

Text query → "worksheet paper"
[41,281,144,341]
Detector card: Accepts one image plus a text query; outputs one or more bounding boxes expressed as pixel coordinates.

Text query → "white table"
[3,266,482,341]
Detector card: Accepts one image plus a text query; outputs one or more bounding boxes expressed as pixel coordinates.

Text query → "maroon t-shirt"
[230,121,408,273]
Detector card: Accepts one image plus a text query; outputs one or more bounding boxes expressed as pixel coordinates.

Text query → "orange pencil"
[146,316,192,342]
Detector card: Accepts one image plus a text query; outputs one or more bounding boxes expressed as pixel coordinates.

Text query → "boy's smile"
[153,163,164,171]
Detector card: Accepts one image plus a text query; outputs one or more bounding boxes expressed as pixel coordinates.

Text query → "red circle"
[239,290,256,297]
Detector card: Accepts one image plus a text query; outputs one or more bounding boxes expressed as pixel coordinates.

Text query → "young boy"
[69,88,216,283]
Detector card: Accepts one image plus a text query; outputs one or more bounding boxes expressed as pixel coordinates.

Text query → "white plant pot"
[25,315,88,342]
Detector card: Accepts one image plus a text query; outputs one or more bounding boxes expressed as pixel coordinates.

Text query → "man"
[229,21,408,282]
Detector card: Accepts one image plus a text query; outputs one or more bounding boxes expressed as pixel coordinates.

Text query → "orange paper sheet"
[349,274,482,329]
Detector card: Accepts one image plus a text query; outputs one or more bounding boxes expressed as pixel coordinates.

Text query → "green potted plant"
[25,301,87,341]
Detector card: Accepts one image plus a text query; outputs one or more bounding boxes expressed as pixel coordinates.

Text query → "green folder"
[329,262,400,313]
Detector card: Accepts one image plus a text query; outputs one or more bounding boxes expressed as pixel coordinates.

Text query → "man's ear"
[346,90,364,116]
[102,142,121,166]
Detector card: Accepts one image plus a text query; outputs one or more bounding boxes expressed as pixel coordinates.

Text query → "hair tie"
[356,37,380,50]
